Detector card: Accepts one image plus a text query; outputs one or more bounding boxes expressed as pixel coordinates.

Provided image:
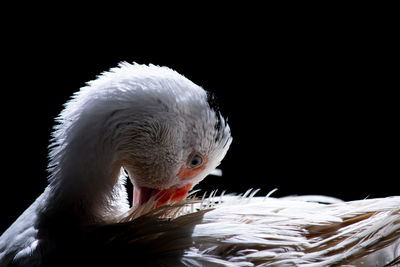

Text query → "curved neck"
[42,109,129,225]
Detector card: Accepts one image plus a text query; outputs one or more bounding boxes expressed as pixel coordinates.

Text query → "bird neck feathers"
[43,99,129,225]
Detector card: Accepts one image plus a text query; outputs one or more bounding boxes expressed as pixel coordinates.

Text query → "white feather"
[1,63,399,267]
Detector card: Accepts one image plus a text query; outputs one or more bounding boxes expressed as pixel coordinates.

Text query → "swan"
[0,62,399,267]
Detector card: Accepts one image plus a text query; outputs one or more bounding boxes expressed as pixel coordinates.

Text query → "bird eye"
[189,154,203,168]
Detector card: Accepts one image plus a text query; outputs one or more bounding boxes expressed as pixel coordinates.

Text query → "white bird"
[0,63,399,267]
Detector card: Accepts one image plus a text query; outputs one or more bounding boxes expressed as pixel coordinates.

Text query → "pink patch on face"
[177,157,208,180]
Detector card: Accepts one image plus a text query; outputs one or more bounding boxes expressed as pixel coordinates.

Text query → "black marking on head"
[207,91,221,114]
[206,91,231,146]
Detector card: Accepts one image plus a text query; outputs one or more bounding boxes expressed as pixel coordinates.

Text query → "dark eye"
[189,154,203,168]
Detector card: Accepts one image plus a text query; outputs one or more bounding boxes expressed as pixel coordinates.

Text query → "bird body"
[1,63,399,266]
[183,194,400,266]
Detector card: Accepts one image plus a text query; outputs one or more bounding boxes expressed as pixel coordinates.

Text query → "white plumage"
[0,63,399,267]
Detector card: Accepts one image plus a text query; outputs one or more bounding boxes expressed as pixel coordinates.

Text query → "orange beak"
[133,183,192,208]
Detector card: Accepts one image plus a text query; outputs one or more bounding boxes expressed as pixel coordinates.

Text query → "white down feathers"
[1,63,398,267]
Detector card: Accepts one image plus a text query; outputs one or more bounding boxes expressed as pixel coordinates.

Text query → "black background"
[1,8,398,233]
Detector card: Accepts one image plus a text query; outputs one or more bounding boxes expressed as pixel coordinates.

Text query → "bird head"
[111,66,232,209]
[57,63,232,210]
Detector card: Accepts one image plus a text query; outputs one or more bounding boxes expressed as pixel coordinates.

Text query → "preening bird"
[0,63,399,267]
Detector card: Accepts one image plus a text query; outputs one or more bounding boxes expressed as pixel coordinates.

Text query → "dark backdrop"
[1,13,397,233]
